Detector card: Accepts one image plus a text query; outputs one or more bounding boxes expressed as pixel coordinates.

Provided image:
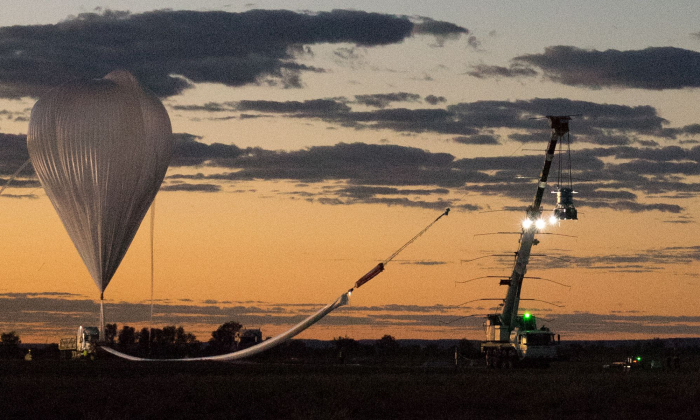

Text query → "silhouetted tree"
[376,335,400,357]
[118,326,136,348]
[209,321,242,354]
[105,323,117,344]
[138,327,151,352]
[0,331,22,359]
[1,331,21,345]
[160,326,177,346]
[175,326,197,345]
[150,328,164,346]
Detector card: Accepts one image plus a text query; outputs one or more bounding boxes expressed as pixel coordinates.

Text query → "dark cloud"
[6,291,700,339]
[165,138,693,213]
[681,124,700,135]
[514,46,700,90]
[172,102,231,112]
[424,95,446,105]
[580,199,682,214]
[0,133,30,175]
[4,92,699,212]
[161,183,222,193]
[316,196,456,210]
[447,98,669,134]
[0,192,38,199]
[172,97,675,143]
[570,246,700,272]
[336,186,450,198]
[238,99,350,114]
[171,133,244,166]
[0,293,476,338]
[325,108,481,135]
[453,134,500,145]
[634,139,660,147]
[412,18,468,37]
[193,142,466,187]
[0,108,31,122]
[466,64,538,79]
[467,35,481,50]
[354,92,421,108]
[552,312,700,337]
[0,9,465,98]
[314,97,670,140]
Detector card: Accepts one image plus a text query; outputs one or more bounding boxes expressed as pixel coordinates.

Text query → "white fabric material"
[27,71,173,293]
[100,292,350,362]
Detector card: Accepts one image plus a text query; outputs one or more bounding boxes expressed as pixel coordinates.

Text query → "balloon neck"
[100,292,104,301]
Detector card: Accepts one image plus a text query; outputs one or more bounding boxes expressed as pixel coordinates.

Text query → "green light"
[524,313,531,319]
[636,357,642,362]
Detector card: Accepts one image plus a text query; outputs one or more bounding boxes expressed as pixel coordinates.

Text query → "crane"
[481,116,578,368]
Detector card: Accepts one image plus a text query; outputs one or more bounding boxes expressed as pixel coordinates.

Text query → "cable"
[0,159,32,196]
[382,208,449,265]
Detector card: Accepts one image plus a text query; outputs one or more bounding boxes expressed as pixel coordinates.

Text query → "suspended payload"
[553,187,578,220]
[27,70,174,338]
[548,116,578,221]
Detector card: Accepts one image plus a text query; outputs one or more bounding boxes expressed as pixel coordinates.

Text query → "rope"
[149,200,156,348]
[557,136,563,188]
[0,159,32,196]
[567,132,573,189]
[382,208,449,265]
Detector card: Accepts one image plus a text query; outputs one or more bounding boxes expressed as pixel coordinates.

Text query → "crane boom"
[480,116,577,368]
[501,116,570,333]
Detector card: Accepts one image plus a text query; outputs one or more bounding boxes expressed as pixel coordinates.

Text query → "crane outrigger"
[481,116,578,368]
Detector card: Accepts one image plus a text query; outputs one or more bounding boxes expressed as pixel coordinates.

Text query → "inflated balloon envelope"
[27,70,174,339]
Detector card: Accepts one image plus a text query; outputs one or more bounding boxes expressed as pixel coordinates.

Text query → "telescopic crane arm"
[500,116,571,329]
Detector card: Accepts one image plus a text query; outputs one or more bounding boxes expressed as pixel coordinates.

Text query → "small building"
[235,329,263,349]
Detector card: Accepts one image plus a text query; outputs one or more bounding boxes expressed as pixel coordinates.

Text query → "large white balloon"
[27,70,173,296]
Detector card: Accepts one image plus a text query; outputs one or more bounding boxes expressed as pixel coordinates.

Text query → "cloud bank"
[0,9,467,98]
[468,46,700,90]
[3,97,698,213]
[2,293,699,340]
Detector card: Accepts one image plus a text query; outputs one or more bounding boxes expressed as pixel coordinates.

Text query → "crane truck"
[59,326,100,359]
[481,116,577,368]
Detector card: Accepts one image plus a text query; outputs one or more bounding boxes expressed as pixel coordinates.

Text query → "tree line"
[1,324,481,362]
[103,322,481,362]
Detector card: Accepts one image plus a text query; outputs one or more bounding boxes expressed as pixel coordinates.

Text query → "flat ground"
[1,357,699,419]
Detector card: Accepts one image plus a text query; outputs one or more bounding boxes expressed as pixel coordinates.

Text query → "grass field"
[1,357,699,419]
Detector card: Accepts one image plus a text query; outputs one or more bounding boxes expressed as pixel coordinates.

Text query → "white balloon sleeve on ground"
[100,291,350,362]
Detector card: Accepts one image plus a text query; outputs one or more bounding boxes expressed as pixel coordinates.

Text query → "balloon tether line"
[350,208,450,292]
[99,291,105,342]
[0,159,32,196]
[382,208,450,265]
[149,200,156,351]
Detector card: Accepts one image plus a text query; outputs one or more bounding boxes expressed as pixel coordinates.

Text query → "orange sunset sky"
[1,0,699,343]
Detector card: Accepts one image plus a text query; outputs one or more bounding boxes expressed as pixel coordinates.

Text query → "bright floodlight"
[535,219,546,230]
[549,215,558,225]
[522,219,533,229]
